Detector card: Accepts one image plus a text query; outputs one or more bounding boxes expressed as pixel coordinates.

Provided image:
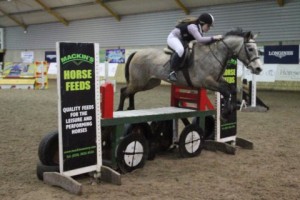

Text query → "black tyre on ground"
[192,116,215,140]
[36,162,59,181]
[38,130,59,166]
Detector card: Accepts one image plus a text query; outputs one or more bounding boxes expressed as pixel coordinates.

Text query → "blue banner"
[106,49,125,63]
[45,51,56,63]
[264,45,299,64]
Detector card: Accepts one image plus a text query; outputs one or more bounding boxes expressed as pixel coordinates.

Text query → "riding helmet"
[198,13,215,26]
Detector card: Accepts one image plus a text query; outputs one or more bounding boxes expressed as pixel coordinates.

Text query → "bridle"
[209,38,260,81]
[221,39,260,67]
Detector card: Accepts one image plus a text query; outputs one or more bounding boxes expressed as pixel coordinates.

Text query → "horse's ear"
[244,31,253,41]
[253,32,260,39]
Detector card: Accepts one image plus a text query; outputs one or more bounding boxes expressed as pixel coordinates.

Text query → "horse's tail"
[125,51,136,83]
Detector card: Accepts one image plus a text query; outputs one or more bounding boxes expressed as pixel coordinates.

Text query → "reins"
[222,39,260,67]
[209,40,232,81]
[209,38,260,81]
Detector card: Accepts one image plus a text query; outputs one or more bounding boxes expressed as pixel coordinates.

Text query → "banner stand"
[43,42,120,195]
[204,59,253,154]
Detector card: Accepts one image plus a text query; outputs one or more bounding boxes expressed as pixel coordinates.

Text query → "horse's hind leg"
[127,93,135,110]
[117,86,136,111]
[117,87,128,111]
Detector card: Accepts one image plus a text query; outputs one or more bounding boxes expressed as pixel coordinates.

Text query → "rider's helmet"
[198,13,215,26]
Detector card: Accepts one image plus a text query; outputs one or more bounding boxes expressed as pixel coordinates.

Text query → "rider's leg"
[168,53,183,82]
[167,36,184,82]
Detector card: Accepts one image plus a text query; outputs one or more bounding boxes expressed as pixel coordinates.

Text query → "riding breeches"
[167,33,184,57]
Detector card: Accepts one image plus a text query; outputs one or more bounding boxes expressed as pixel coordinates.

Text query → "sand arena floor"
[0,80,299,200]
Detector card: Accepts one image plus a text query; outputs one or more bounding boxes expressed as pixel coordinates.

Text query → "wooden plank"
[102,107,215,126]
[0,79,35,85]
[35,0,69,26]
[100,165,121,185]
[43,172,82,195]
[0,7,27,29]
[114,107,193,118]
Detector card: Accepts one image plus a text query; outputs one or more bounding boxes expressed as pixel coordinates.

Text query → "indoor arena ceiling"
[0,0,285,30]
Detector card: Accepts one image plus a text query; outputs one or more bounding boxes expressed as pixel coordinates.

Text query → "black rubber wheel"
[38,130,59,166]
[204,116,215,140]
[150,120,173,152]
[102,126,114,161]
[178,124,204,158]
[192,116,215,140]
[36,162,59,181]
[116,133,149,173]
[124,123,156,160]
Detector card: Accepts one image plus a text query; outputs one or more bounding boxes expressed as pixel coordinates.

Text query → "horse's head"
[224,29,262,75]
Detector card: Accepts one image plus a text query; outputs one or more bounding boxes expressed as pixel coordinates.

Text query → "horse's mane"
[225,28,253,38]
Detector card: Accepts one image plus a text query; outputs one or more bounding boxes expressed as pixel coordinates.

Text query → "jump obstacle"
[169,59,253,154]
[239,66,269,112]
[38,42,253,195]
[0,61,48,89]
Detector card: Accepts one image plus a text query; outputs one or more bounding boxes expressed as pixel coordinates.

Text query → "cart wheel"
[204,116,215,140]
[116,133,149,173]
[124,123,156,160]
[150,120,173,152]
[38,130,59,165]
[179,124,204,158]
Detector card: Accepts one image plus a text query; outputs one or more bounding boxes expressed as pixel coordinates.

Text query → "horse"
[117,28,262,117]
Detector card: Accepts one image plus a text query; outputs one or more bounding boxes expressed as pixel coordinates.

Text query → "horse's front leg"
[218,79,235,118]
[205,77,234,119]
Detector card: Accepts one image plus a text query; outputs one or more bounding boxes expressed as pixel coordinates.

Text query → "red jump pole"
[170,85,214,111]
[100,82,114,118]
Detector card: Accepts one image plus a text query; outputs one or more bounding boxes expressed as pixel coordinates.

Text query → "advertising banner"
[21,51,34,63]
[45,51,56,63]
[106,49,125,63]
[220,58,237,139]
[264,45,299,64]
[57,42,101,176]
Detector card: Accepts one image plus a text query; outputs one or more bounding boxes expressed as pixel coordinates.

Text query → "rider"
[167,13,223,82]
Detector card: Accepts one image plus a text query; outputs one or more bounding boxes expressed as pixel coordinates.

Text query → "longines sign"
[264,45,299,64]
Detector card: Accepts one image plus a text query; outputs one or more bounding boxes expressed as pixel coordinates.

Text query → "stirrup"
[168,71,177,82]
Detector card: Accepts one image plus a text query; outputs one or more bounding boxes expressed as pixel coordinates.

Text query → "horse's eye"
[248,48,254,52]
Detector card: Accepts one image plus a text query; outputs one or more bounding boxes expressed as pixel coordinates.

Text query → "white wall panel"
[5,0,300,50]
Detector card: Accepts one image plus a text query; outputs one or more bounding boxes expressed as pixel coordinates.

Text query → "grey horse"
[117,28,262,116]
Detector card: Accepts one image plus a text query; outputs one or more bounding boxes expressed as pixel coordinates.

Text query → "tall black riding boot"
[168,53,183,82]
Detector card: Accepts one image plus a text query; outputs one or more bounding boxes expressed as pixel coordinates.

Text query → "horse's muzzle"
[249,57,262,75]
[253,67,262,75]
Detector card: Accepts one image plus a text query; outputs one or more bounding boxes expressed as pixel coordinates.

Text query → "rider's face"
[202,24,211,33]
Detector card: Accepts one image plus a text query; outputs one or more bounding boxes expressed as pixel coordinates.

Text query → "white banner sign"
[238,62,277,82]
[275,65,300,81]
[98,63,118,77]
[21,51,34,63]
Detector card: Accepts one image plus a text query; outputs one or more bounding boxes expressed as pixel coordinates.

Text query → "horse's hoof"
[220,115,228,122]
[116,107,123,111]
[167,72,177,82]
[221,110,231,122]
[127,107,134,110]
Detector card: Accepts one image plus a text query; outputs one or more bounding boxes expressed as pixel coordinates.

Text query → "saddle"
[164,41,196,87]
[164,41,195,69]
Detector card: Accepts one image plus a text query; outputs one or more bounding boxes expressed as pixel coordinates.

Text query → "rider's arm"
[187,24,213,44]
